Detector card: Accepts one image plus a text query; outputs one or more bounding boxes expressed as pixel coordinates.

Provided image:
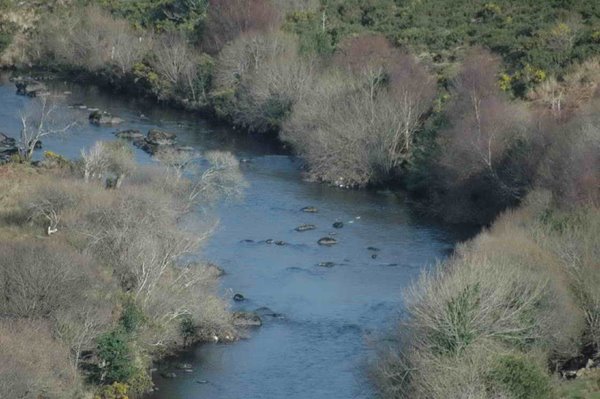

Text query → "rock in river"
[233,293,245,302]
[232,312,262,327]
[318,261,335,268]
[15,78,48,97]
[89,110,124,126]
[114,129,144,140]
[301,206,318,213]
[147,128,176,146]
[333,221,344,229]
[318,237,337,246]
[295,224,316,232]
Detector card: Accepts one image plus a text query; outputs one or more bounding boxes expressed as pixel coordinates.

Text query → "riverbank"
[0,125,245,397]
[375,192,600,398]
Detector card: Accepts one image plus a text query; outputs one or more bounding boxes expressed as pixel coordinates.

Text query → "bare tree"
[154,147,199,181]
[187,151,246,206]
[282,35,435,186]
[27,181,77,235]
[150,33,200,101]
[81,141,110,183]
[53,300,112,370]
[19,96,75,161]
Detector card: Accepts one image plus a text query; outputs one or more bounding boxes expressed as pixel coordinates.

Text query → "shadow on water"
[0,73,475,399]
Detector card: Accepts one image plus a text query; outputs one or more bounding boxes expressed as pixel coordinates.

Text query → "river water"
[0,75,469,399]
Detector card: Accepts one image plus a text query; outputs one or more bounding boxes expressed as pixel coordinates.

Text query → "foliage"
[96,0,208,37]
[94,382,129,399]
[96,329,135,385]
[487,354,553,399]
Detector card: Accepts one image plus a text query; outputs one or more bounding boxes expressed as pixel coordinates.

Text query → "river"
[0,75,470,399]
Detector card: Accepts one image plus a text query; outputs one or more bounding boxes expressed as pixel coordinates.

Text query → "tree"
[19,97,75,161]
[282,35,435,186]
[81,141,135,188]
[150,33,200,100]
[439,49,531,199]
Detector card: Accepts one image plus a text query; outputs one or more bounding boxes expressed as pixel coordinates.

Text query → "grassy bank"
[0,144,244,398]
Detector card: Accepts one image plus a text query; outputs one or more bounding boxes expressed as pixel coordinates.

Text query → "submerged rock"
[232,312,262,327]
[318,237,337,246]
[295,224,316,232]
[301,206,318,213]
[274,240,286,246]
[160,372,177,379]
[367,246,380,252]
[114,129,144,140]
[333,221,344,229]
[176,363,193,371]
[318,261,335,268]
[254,307,283,318]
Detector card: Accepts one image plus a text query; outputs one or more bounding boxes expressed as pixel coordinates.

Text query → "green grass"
[557,371,600,399]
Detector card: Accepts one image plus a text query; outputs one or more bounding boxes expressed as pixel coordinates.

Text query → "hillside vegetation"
[1,0,597,223]
[0,1,599,398]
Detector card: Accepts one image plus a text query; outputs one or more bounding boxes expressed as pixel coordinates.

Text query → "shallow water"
[0,75,469,399]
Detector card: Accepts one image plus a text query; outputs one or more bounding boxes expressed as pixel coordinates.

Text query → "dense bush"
[376,192,599,398]
[213,31,313,134]
[283,34,436,187]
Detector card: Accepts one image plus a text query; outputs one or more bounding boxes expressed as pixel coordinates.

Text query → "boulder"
[0,132,15,145]
[295,224,316,232]
[318,237,337,246]
[147,129,176,146]
[232,312,262,327]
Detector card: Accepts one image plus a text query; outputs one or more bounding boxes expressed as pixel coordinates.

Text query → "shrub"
[375,195,590,398]
[213,31,313,134]
[487,354,553,399]
[0,241,92,318]
[96,329,135,384]
[34,5,149,76]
